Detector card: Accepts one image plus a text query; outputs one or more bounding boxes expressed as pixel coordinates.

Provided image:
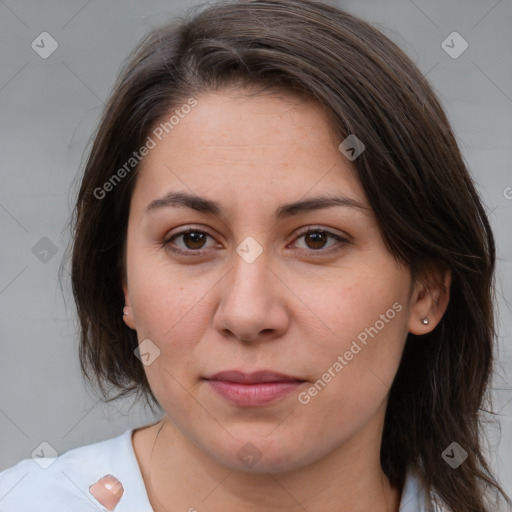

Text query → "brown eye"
[180,231,208,250]
[291,228,350,255]
[303,231,329,250]
[163,228,216,255]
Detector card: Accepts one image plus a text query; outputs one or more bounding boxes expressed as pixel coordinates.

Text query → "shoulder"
[0,428,152,512]
[399,468,451,512]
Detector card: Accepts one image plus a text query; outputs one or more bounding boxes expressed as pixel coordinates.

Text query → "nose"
[213,246,290,343]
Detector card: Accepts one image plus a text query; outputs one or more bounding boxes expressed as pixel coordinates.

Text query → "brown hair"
[64,0,511,510]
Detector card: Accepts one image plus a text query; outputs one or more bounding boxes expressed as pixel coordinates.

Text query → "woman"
[0,0,510,510]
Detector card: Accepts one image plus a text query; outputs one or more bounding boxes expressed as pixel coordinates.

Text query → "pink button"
[89,474,124,511]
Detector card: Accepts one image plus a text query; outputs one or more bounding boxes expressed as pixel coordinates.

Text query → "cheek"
[128,249,214,339]
[292,262,410,410]
[291,260,410,352]
[295,312,407,447]
[126,256,217,398]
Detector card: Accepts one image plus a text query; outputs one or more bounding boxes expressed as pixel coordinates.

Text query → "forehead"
[131,88,368,215]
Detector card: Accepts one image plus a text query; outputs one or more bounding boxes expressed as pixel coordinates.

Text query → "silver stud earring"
[421,317,429,325]
[123,306,128,316]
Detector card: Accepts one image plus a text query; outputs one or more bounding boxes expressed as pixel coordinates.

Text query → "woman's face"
[123,87,424,473]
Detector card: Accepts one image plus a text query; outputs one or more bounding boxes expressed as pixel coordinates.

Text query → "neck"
[135,404,402,512]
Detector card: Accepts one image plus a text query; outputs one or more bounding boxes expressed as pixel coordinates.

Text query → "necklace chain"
[147,417,171,512]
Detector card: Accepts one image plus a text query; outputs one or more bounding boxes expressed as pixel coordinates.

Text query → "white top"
[0,427,440,511]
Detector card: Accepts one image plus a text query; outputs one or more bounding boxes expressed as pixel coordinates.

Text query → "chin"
[202,428,315,474]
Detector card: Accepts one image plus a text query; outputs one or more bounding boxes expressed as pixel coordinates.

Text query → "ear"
[122,281,136,330]
[408,266,451,335]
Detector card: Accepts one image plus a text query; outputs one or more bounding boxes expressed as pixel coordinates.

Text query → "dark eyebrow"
[145,191,369,220]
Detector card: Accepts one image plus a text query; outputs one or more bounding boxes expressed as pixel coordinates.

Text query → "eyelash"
[161,226,351,257]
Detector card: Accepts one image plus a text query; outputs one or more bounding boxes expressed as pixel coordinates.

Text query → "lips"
[203,370,306,407]
[203,370,305,384]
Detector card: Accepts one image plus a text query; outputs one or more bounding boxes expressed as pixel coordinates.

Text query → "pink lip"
[203,370,306,407]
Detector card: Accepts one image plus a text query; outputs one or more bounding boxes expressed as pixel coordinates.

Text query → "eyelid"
[293,224,351,241]
[162,225,218,249]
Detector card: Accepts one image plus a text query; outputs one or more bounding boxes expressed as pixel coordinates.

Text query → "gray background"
[1,0,511,499]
